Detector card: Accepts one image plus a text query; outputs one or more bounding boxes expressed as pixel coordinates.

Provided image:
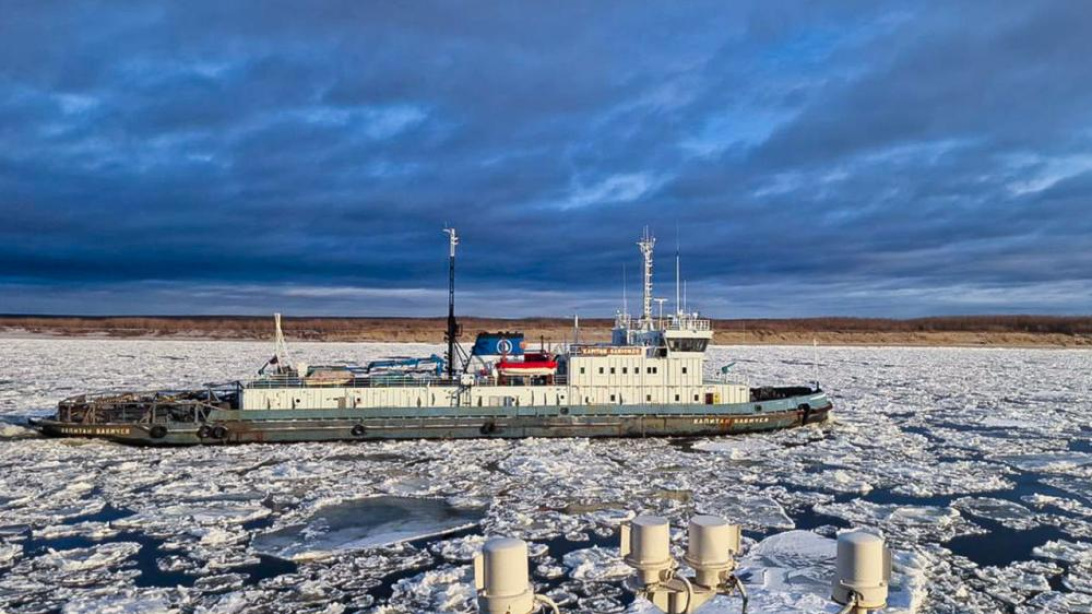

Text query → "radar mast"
[637,227,656,330]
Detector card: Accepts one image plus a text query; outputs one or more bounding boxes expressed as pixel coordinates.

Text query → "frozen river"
[1,338,1092,613]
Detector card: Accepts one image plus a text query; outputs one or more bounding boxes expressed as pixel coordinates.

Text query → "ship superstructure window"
[622,367,628,374]
[668,339,708,352]
[610,367,616,374]
[599,367,605,374]
[682,367,688,374]
[580,367,586,374]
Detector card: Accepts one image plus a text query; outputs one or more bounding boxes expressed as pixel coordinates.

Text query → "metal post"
[813,338,820,390]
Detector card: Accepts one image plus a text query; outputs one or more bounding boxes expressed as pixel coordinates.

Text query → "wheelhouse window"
[668,338,708,352]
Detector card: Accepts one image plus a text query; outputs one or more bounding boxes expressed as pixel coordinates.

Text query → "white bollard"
[621,515,749,614]
[832,531,888,613]
[621,515,674,587]
[684,515,741,588]
[475,537,535,614]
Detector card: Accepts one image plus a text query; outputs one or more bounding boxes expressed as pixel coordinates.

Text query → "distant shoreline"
[2,315,1090,348]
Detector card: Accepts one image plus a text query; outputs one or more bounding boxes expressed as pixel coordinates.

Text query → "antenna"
[623,263,628,320]
[683,280,688,315]
[637,227,656,329]
[675,223,681,318]
[443,227,459,379]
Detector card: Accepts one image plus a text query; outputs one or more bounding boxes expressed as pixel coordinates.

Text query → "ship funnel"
[472,332,525,357]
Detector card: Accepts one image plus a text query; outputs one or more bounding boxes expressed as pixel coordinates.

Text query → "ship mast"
[444,227,459,379]
[675,225,681,318]
[638,227,655,330]
[273,313,291,370]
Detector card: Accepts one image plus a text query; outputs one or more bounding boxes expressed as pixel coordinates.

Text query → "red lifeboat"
[496,352,558,377]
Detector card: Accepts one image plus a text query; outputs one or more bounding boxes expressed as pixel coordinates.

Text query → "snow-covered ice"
[1,339,1091,612]
[250,496,484,561]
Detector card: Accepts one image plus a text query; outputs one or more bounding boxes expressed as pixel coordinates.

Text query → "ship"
[34,228,831,445]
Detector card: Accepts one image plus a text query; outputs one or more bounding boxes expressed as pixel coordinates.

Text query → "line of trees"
[2,314,1091,337]
[713,316,1092,335]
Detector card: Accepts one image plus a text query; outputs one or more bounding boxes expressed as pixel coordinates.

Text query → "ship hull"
[35,393,831,446]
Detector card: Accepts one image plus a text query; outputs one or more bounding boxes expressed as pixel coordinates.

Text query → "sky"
[2,1,1091,318]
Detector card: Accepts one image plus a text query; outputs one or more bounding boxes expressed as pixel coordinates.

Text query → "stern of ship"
[38,386,241,445]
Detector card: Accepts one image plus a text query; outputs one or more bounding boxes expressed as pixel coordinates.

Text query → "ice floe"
[953,497,1040,530]
[251,496,483,561]
[1,340,1091,611]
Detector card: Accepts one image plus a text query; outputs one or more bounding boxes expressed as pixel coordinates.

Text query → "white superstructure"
[241,230,748,412]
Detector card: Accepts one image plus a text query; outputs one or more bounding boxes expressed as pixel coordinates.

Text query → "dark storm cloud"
[1,0,1090,316]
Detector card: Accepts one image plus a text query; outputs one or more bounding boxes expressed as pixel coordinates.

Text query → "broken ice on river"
[1,338,1091,613]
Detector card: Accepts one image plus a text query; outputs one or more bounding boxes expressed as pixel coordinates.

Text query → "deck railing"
[246,374,570,389]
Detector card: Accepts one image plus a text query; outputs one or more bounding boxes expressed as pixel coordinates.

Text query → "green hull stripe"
[217,393,829,422]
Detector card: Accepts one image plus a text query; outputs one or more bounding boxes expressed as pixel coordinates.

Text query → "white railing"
[668,315,711,332]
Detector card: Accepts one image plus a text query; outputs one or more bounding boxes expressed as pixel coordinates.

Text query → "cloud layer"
[3,1,1091,317]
